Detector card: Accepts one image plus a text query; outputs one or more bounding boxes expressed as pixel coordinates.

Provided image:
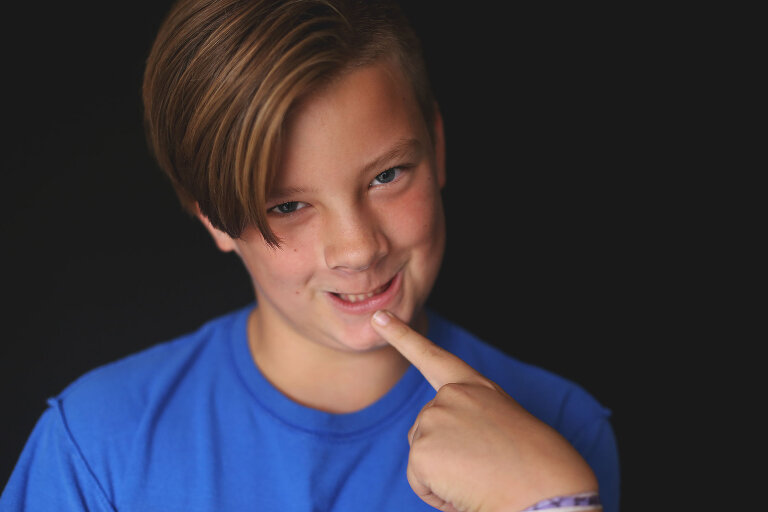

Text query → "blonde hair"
[143,0,435,245]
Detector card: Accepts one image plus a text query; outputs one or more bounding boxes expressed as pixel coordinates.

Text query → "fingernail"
[373,310,391,326]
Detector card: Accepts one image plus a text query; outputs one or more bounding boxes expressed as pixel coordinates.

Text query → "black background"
[1,2,686,510]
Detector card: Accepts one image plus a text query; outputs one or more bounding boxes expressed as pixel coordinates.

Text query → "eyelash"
[268,201,307,215]
[369,166,405,187]
[268,166,408,216]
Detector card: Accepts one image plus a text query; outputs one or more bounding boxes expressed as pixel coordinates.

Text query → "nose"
[323,207,387,272]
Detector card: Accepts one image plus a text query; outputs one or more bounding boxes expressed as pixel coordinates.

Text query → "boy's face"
[206,59,446,353]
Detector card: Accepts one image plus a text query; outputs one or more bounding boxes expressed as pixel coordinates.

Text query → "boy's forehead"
[270,61,429,195]
[289,60,419,132]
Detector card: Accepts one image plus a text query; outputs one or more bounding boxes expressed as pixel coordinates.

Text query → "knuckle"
[476,375,500,391]
[416,402,448,431]
[407,420,420,445]
[416,407,435,429]
[435,382,466,401]
[405,460,419,488]
[408,432,432,461]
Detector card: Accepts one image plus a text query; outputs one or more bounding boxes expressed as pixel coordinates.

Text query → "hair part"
[143,0,435,246]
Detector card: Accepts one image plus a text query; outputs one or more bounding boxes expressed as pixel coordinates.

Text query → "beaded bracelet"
[521,492,601,511]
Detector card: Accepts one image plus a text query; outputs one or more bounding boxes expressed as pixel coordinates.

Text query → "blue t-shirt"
[1,306,620,511]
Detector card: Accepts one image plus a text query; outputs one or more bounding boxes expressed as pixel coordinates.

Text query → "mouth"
[326,272,401,313]
[331,278,394,303]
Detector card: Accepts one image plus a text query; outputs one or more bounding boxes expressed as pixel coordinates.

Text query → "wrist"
[520,492,601,511]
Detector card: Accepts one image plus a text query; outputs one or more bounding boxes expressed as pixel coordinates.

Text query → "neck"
[246,306,419,414]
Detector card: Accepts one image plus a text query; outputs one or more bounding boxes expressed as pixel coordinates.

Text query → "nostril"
[325,246,380,272]
[323,219,388,271]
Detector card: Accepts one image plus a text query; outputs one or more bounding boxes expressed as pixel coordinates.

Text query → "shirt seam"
[231,342,430,441]
[227,308,429,441]
[49,398,118,512]
[553,386,575,430]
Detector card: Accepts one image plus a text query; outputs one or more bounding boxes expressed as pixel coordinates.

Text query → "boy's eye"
[269,201,307,215]
[370,167,403,187]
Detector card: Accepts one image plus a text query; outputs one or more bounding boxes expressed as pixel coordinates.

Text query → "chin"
[333,322,390,353]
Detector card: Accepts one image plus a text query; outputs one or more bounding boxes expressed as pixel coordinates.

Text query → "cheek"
[240,237,318,294]
[385,183,445,249]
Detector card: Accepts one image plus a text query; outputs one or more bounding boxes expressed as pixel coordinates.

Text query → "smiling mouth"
[332,277,395,303]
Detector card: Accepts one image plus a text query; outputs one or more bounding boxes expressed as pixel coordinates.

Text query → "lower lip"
[326,272,402,314]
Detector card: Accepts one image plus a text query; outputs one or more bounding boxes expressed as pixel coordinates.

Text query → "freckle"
[293,248,297,252]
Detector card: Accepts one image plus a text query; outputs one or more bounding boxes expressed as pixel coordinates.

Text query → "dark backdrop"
[2,3,674,510]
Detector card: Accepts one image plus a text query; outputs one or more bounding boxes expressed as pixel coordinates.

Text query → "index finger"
[371,310,482,390]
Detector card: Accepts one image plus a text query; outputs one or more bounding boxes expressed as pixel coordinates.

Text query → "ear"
[195,204,239,254]
[432,104,446,189]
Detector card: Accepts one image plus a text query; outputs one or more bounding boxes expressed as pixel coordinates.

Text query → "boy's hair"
[143,0,435,246]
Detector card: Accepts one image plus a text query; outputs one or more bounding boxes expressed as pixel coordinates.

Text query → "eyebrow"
[360,137,424,178]
[267,137,424,202]
[266,185,310,203]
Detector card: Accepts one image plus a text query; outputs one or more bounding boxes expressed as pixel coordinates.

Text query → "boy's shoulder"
[6,307,251,507]
[427,310,612,432]
[53,305,251,439]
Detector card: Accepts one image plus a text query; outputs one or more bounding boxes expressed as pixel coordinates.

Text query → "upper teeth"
[339,292,375,303]
[337,283,387,303]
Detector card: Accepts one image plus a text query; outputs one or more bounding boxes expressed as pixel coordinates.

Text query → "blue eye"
[269,201,307,215]
[370,167,402,186]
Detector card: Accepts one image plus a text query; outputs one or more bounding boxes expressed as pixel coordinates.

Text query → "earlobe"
[195,204,238,254]
[433,104,447,189]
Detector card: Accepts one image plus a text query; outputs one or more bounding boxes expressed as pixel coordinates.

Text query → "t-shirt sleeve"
[0,399,116,512]
[571,415,620,512]
[557,384,620,512]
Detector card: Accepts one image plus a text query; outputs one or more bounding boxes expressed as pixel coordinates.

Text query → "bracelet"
[521,492,601,511]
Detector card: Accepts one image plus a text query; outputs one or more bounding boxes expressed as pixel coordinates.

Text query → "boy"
[1,0,619,510]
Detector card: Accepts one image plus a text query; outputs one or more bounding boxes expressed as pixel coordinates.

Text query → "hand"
[371,310,599,512]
